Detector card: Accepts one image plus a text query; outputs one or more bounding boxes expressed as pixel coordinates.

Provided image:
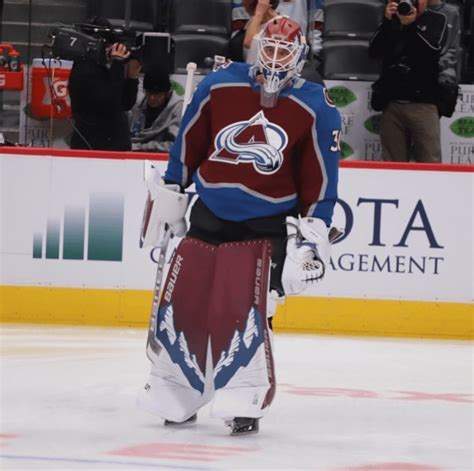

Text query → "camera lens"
[397,0,413,16]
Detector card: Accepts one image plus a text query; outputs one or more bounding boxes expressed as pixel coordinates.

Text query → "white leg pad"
[210,343,273,419]
[211,387,270,419]
[137,350,213,422]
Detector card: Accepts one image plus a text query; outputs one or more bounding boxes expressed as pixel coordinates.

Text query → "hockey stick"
[182,62,197,117]
[145,223,172,362]
[145,62,197,364]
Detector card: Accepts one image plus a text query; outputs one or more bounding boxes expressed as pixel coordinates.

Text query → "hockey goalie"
[137,12,341,435]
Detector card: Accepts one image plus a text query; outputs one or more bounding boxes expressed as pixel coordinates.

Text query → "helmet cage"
[257,32,307,93]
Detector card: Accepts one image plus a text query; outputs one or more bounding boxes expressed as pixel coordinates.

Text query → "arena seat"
[168,0,232,37]
[172,34,230,74]
[87,0,154,32]
[323,0,384,40]
[322,39,381,81]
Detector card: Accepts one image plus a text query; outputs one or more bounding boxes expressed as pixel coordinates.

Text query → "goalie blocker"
[138,237,276,424]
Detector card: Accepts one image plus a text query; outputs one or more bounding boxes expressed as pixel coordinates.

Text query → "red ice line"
[108,442,258,462]
[279,385,474,403]
[0,434,19,449]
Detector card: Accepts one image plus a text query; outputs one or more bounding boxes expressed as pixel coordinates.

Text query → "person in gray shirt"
[130,68,183,152]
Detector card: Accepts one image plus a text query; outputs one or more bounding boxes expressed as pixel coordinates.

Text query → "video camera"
[396,0,418,16]
[48,23,174,71]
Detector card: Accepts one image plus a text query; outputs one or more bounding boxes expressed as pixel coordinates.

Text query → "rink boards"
[0,148,472,339]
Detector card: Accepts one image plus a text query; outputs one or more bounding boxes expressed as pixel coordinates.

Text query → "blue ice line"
[0,454,216,470]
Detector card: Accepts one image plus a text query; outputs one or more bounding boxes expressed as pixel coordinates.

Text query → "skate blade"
[230,427,259,436]
[228,419,259,436]
[164,413,197,426]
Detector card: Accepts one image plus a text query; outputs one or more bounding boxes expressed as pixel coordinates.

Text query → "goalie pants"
[188,198,297,296]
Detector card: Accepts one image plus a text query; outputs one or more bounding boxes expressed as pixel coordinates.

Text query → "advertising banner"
[440,85,474,164]
[1,152,472,305]
[1,154,159,289]
[312,166,472,302]
[325,80,379,161]
[326,80,474,164]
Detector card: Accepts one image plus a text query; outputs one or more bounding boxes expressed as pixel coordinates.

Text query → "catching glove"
[281,216,331,295]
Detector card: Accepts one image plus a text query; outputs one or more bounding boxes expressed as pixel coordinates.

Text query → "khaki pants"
[380,102,441,163]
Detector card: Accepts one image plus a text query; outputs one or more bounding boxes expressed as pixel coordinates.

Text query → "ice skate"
[228,417,259,436]
[164,413,197,426]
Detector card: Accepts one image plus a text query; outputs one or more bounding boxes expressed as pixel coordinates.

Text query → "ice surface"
[0,325,472,470]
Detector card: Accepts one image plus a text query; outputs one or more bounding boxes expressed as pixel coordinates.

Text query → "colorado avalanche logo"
[210,111,288,175]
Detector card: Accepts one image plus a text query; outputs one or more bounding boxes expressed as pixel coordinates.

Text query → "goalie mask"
[256,16,308,108]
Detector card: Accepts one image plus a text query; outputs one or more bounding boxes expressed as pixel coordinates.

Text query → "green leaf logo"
[363,114,382,135]
[449,117,474,138]
[171,80,185,96]
[327,86,357,108]
[340,141,354,159]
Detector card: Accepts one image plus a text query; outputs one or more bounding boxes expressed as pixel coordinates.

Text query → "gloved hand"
[281,216,331,295]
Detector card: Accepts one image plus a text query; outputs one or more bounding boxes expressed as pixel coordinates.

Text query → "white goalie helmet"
[256,16,308,107]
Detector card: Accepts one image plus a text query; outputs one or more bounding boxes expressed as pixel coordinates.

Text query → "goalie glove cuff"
[140,172,189,247]
[281,216,330,295]
[298,216,330,266]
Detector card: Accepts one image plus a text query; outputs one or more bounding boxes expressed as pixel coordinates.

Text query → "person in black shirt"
[68,18,141,151]
[369,0,447,162]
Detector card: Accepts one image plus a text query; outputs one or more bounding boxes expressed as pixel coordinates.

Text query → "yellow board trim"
[1,286,472,340]
[276,296,473,340]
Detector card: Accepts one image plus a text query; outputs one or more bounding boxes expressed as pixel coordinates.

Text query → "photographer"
[68,18,141,151]
[369,0,447,163]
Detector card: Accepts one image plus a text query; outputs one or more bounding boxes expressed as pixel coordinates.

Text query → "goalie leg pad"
[137,363,211,423]
[139,238,218,421]
[209,240,276,419]
[142,238,276,421]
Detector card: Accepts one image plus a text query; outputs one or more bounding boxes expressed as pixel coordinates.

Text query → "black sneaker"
[228,417,259,435]
[164,413,197,426]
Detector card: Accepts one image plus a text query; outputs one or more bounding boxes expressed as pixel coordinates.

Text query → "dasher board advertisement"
[1,149,471,303]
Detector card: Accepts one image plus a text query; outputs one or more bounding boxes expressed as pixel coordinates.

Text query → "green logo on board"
[33,193,124,262]
[363,114,382,135]
[449,117,474,138]
[340,141,354,159]
[171,80,185,97]
[327,86,357,108]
